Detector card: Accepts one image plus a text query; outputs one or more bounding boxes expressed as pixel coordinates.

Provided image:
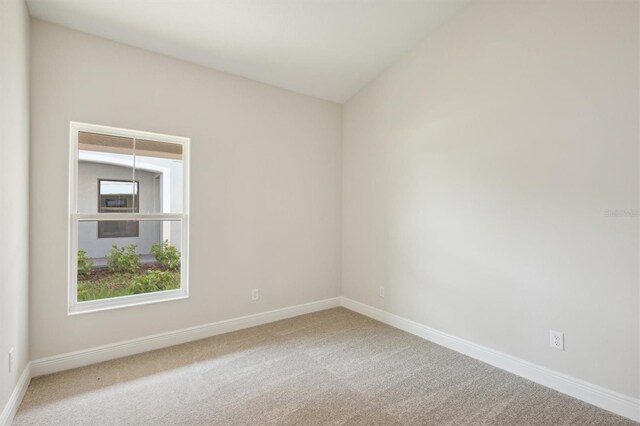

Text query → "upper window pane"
[77,132,183,214]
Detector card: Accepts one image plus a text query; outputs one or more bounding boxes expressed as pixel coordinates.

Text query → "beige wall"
[0,0,30,412]
[30,20,342,359]
[342,0,639,398]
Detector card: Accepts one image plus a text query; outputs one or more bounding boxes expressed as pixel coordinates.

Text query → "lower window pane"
[77,220,182,302]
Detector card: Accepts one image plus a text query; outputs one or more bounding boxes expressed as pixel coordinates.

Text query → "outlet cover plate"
[550,330,564,351]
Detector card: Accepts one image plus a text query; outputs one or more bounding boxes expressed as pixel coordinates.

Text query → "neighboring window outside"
[98,179,139,238]
[70,122,190,314]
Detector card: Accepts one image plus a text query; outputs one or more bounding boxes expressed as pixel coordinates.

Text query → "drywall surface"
[342,0,639,398]
[0,0,30,412]
[30,20,342,359]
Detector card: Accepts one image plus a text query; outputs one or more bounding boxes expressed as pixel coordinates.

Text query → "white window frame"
[68,122,190,315]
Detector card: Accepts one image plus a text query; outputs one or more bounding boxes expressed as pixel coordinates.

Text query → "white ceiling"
[26,0,469,103]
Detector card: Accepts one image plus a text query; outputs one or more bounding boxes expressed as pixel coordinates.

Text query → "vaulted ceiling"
[26,0,469,102]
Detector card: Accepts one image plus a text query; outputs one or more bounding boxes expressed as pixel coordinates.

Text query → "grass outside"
[78,263,180,302]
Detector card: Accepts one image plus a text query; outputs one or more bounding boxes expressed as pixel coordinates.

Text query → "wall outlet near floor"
[550,330,564,350]
[379,286,385,297]
[251,289,259,301]
[8,348,14,373]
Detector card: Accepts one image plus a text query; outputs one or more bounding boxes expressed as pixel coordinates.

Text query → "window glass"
[134,139,183,214]
[77,219,182,302]
[97,180,139,238]
[78,132,134,215]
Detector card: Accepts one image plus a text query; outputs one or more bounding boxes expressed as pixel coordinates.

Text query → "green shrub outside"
[128,270,174,294]
[106,244,140,274]
[77,249,94,277]
[151,240,181,270]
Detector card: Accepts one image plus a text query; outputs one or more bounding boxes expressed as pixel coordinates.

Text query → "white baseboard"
[0,363,31,426]
[31,297,340,378]
[339,297,640,422]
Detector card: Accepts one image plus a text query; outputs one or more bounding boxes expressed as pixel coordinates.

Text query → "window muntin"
[70,122,189,314]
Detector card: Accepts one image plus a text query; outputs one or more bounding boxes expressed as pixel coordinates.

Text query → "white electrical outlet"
[550,330,564,351]
[8,348,14,373]
[379,286,385,297]
[251,289,259,301]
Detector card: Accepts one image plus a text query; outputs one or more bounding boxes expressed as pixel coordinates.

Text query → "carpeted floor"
[14,308,635,425]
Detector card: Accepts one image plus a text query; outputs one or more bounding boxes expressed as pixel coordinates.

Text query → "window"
[98,179,139,238]
[69,122,189,314]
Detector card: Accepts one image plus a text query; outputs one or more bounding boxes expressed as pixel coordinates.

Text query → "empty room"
[1,0,638,424]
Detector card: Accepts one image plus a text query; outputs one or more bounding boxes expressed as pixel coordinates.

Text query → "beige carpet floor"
[14,308,635,425]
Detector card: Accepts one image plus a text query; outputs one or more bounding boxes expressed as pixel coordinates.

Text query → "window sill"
[68,288,189,315]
